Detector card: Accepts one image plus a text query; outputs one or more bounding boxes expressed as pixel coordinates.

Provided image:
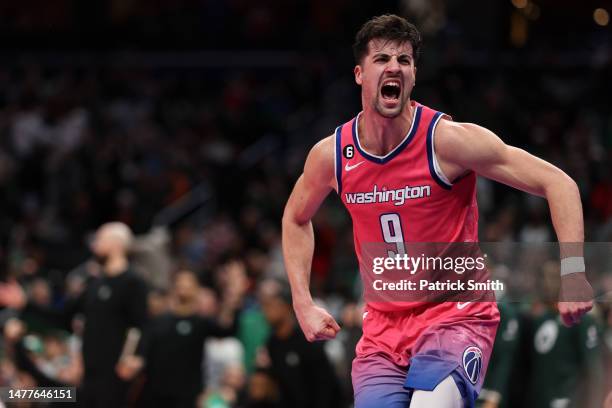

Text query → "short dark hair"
[353,14,422,64]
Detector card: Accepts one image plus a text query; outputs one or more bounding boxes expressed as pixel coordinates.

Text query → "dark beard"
[176,295,191,305]
[93,254,109,267]
[375,97,404,118]
[376,106,402,118]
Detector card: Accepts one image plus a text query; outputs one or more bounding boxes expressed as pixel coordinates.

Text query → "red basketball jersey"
[334,101,479,311]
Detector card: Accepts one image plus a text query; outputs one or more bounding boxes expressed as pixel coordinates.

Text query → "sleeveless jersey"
[334,101,479,311]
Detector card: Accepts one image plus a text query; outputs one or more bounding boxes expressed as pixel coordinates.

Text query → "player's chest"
[341,161,438,213]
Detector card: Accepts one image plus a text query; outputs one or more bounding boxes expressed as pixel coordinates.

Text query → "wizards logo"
[462,346,482,384]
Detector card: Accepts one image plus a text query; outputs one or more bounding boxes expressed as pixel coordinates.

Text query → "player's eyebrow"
[371,52,413,60]
[372,52,390,59]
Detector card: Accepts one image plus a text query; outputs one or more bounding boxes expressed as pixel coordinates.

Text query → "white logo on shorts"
[462,346,483,384]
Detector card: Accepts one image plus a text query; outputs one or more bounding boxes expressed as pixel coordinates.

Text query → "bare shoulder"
[304,134,336,189]
[284,134,336,221]
[433,119,508,178]
[435,120,481,154]
[435,120,505,162]
[308,134,335,165]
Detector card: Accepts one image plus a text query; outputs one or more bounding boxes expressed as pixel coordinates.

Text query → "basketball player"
[0,222,148,408]
[282,14,593,408]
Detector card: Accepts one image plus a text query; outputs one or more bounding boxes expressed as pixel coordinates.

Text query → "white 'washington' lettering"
[345,184,431,206]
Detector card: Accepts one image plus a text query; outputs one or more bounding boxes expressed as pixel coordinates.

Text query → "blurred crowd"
[0,1,611,407]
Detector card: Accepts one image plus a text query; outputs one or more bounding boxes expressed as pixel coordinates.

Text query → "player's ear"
[354,65,363,86]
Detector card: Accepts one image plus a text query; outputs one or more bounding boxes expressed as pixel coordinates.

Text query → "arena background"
[0,1,611,407]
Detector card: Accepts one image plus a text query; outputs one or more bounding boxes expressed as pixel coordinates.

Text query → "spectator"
[478,301,521,408]
[138,267,245,408]
[201,363,247,408]
[526,261,603,408]
[241,368,281,408]
[259,281,345,408]
[0,222,149,408]
[0,3,609,405]
[2,318,82,400]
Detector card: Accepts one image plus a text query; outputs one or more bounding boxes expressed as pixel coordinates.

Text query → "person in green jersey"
[478,300,521,408]
[527,261,603,408]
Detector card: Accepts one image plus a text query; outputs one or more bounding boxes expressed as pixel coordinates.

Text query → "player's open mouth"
[381,80,401,101]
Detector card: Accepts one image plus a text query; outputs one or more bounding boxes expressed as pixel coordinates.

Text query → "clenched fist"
[558,272,593,327]
[294,302,341,342]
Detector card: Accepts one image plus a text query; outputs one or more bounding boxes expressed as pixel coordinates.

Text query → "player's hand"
[558,272,593,327]
[115,355,144,381]
[294,302,340,342]
[0,279,27,310]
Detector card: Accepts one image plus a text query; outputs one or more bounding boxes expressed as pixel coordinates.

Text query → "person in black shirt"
[259,282,345,408]
[0,222,148,408]
[137,266,245,408]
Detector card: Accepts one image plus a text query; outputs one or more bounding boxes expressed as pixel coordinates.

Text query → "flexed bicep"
[436,121,571,197]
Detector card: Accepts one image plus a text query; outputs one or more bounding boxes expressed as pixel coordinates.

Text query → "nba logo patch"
[462,346,482,384]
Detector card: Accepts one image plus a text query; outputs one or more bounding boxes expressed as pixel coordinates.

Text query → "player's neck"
[359,102,414,156]
[104,255,128,277]
[173,299,195,316]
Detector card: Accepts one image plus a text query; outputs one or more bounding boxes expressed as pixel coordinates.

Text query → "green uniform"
[480,302,521,407]
[237,307,271,373]
[528,309,602,408]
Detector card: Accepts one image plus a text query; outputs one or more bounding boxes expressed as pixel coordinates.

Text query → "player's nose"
[385,57,401,73]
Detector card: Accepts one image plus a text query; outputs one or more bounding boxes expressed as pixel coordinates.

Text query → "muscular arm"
[435,121,592,324]
[436,121,583,243]
[282,135,340,341]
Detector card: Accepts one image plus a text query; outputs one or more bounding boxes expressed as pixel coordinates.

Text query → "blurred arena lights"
[511,0,529,8]
[524,3,541,20]
[593,8,610,26]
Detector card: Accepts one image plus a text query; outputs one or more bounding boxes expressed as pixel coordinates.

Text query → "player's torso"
[335,102,478,248]
[334,102,480,312]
